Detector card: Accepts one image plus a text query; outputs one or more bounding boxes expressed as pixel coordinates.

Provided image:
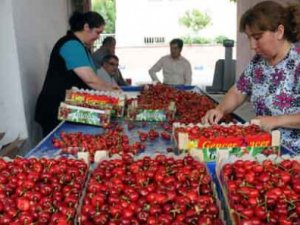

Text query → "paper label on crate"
[244,134,271,147]
[58,104,110,126]
[86,95,119,105]
[195,146,280,162]
[202,148,241,162]
[65,90,124,117]
[60,109,100,125]
[202,148,218,161]
[136,110,166,121]
[68,92,119,105]
[197,137,243,149]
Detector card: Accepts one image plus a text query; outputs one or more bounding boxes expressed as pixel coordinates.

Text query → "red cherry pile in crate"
[175,124,272,149]
[0,157,88,225]
[52,128,145,160]
[175,124,268,139]
[80,154,223,225]
[127,84,233,124]
[220,158,300,224]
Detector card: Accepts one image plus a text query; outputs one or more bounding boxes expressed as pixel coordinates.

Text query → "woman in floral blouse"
[203,1,300,152]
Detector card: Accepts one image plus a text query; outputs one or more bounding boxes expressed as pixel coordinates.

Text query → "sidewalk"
[116,45,235,89]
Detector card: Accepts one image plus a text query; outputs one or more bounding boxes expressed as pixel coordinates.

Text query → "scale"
[206,39,236,93]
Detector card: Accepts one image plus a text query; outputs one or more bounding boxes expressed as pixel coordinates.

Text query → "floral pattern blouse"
[236,44,300,153]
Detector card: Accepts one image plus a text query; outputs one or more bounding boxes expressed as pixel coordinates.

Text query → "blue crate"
[121,85,196,92]
[26,122,105,158]
[26,120,177,158]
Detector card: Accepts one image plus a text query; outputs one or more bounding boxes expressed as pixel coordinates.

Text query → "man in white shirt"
[149,38,192,85]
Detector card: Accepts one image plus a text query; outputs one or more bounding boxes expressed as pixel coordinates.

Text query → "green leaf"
[92,0,116,33]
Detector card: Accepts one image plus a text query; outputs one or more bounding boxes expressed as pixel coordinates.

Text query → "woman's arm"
[74,67,120,91]
[202,85,247,124]
[60,41,120,91]
[216,85,247,114]
[253,114,300,131]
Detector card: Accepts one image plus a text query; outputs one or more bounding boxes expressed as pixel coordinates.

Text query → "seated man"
[149,38,192,85]
[93,37,129,86]
[97,54,128,86]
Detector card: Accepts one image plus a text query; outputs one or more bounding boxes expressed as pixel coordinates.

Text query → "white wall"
[0,0,27,147]
[0,0,71,151]
[116,0,236,47]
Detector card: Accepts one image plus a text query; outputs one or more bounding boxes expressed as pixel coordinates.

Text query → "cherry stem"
[231,209,247,219]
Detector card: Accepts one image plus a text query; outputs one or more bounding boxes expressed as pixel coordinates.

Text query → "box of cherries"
[216,154,300,225]
[64,87,126,117]
[173,122,280,162]
[78,152,225,225]
[58,102,111,127]
[126,99,176,122]
[0,155,89,225]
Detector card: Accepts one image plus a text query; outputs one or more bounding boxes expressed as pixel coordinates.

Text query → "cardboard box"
[58,103,111,127]
[77,152,225,225]
[173,122,280,162]
[126,100,176,121]
[215,154,300,225]
[65,88,125,117]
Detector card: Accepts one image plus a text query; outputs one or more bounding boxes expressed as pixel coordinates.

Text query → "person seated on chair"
[97,54,124,86]
[93,37,129,86]
[149,38,192,85]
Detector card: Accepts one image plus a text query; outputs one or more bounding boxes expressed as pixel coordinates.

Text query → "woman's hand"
[74,67,123,92]
[251,116,278,132]
[202,108,224,124]
[202,86,247,125]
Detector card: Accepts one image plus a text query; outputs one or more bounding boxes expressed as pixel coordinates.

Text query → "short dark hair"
[102,36,116,46]
[102,54,119,66]
[69,11,105,32]
[170,38,183,49]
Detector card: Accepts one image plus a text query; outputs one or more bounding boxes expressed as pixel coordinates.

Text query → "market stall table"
[27,84,295,170]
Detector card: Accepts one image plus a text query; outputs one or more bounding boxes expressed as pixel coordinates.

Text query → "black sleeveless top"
[35,31,91,131]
